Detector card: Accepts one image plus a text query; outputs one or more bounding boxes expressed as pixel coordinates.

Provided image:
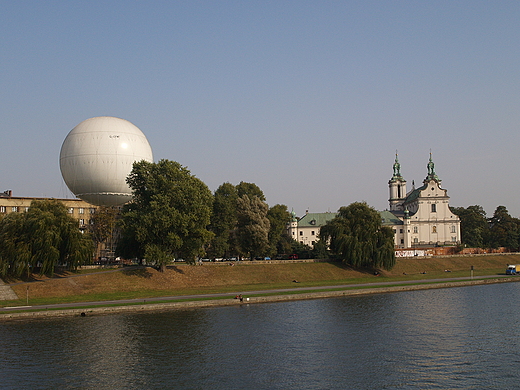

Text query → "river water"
[1,282,520,389]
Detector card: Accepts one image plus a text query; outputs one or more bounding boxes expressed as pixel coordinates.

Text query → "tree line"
[3,158,451,277]
[451,205,520,251]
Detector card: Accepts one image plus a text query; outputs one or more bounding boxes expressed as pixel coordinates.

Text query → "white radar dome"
[60,116,154,206]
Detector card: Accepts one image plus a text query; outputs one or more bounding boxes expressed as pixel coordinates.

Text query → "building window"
[79,208,84,214]
[413,226,418,234]
[401,239,404,244]
[432,226,437,233]
[68,208,74,214]
[311,241,315,246]
[431,204,436,213]
[413,238,418,243]
[79,219,85,225]
[12,206,18,212]
[0,206,5,213]
[451,226,456,233]
[311,231,315,236]
[292,231,295,236]
[399,229,403,234]
[89,208,95,214]
[299,231,303,236]
[24,207,29,212]
[452,236,457,242]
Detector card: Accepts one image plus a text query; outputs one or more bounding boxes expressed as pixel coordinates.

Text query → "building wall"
[0,195,98,231]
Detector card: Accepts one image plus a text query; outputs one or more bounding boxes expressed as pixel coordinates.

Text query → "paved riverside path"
[0,278,18,301]
[0,274,518,313]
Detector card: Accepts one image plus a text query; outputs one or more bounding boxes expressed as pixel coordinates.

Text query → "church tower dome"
[388,152,407,211]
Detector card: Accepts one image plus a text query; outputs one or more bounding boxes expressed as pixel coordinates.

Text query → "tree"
[319,202,395,270]
[236,181,266,201]
[207,183,238,258]
[267,204,293,256]
[451,205,488,248]
[117,160,214,269]
[235,194,270,259]
[0,199,93,278]
[488,206,520,250]
[88,206,119,260]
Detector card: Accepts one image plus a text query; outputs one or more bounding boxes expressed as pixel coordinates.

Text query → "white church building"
[288,154,461,250]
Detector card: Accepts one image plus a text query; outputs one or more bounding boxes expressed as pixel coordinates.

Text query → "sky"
[1,1,520,218]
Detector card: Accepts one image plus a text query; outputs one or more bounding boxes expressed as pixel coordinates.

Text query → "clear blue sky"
[2,1,519,217]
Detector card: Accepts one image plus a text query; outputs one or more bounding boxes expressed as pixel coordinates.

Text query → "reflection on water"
[1,283,520,389]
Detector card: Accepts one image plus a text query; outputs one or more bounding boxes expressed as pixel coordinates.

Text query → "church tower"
[424,152,440,184]
[388,153,407,211]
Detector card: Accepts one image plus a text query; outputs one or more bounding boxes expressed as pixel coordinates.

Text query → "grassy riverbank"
[2,254,517,308]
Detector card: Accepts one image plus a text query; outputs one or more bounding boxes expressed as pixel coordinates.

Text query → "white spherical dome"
[60,116,153,206]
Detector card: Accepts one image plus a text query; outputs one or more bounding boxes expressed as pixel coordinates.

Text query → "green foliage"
[451,205,488,248]
[267,204,293,256]
[290,240,313,259]
[89,206,119,245]
[117,159,214,267]
[207,182,238,258]
[236,181,266,201]
[488,206,520,250]
[0,199,93,277]
[235,194,270,259]
[319,201,395,270]
[311,239,329,259]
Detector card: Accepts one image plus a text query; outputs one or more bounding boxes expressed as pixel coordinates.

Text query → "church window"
[299,231,303,236]
[432,226,437,233]
[413,226,418,234]
[431,204,436,213]
[400,239,404,244]
[451,226,456,233]
[400,229,403,234]
[413,238,418,243]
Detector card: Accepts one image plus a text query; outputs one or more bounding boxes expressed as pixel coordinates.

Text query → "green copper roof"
[296,211,403,227]
[390,152,405,182]
[425,152,440,182]
[297,212,337,227]
[380,210,403,226]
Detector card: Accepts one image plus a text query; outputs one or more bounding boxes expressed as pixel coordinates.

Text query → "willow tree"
[320,202,395,270]
[118,159,214,268]
[0,199,93,278]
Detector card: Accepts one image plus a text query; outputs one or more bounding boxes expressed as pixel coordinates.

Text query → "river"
[1,282,519,389]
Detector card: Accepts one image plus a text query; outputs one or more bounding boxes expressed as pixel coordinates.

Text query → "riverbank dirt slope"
[6,254,517,303]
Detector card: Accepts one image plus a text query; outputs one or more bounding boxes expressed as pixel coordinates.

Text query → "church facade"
[387,153,461,248]
[287,154,461,250]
